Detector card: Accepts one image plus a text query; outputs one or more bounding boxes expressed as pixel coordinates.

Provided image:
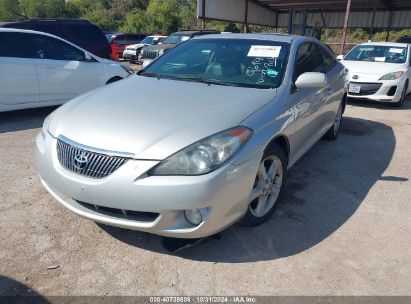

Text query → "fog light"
[184,209,204,226]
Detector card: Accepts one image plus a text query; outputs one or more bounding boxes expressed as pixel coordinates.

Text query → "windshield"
[344,45,408,63]
[142,39,289,89]
[163,34,190,44]
[141,36,155,44]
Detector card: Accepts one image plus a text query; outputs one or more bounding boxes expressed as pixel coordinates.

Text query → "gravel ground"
[0,95,410,297]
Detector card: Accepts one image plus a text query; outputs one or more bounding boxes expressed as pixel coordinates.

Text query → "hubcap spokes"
[250,156,283,217]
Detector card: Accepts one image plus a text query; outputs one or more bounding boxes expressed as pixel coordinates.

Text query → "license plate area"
[349,84,361,93]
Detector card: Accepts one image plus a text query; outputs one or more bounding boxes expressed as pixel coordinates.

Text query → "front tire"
[240,144,287,227]
[393,81,408,108]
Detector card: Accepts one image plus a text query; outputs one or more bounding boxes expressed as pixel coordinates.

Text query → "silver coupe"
[35,34,346,238]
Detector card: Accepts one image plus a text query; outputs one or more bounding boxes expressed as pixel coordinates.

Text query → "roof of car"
[0,28,92,53]
[359,41,409,48]
[172,30,220,35]
[193,33,301,43]
[1,18,93,25]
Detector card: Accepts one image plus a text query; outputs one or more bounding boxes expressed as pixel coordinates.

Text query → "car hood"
[49,76,276,160]
[127,43,146,49]
[341,60,407,81]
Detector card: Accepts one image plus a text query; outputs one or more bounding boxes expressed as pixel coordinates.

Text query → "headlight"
[379,71,404,80]
[149,127,253,176]
[41,113,54,139]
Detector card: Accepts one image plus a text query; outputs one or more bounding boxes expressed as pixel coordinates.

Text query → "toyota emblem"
[352,75,359,80]
[73,152,89,170]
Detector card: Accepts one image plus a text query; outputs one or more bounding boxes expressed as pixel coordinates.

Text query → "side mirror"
[295,72,327,89]
[336,54,344,61]
[84,52,93,62]
[141,59,152,69]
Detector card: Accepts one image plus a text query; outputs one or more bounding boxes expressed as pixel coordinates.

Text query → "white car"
[0,28,132,112]
[338,42,410,107]
[123,35,167,63]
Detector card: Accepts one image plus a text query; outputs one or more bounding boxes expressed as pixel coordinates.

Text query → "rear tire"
[324,100,343,141]
[240,144,287,227]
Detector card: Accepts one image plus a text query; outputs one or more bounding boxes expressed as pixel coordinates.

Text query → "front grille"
[77,201,159,222]
[56,139,128,179]
[350,82,382,96]
[142,49,158,59]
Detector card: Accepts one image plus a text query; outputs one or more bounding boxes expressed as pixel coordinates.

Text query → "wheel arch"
[342,92,347,114]
[265,135,290,165]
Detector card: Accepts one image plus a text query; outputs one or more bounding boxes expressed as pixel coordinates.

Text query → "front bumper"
[348,78,405,103]
[35,133,260,238]
[123,50,137,61]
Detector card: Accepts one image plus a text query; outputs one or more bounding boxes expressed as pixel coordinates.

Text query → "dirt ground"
[0,95,410,297]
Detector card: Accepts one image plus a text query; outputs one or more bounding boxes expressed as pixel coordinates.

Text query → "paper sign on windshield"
[248,46,281,58]
[389,48,403,54]
[375,57,386,62]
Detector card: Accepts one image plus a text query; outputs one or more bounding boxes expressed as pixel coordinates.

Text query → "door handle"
[326,87,333,95]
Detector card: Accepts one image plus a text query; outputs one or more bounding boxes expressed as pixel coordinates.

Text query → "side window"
[30,35,85,61]
[317,44,337,73]
[294,42,325,80]
[0,32,36,58]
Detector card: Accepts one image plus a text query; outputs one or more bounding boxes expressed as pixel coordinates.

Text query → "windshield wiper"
[140,72,161,79]
[180,77,234,87]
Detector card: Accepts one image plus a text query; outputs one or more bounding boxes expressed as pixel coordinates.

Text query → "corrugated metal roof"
[198,0,411,28]
[256,0,411,12]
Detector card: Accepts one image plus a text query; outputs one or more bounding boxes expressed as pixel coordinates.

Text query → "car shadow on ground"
[0,275,49,302]
[347,95,411,110]
[0,106,58,133]
[101,116,397,263]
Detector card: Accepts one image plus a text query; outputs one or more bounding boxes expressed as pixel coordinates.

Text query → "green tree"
[19,0,66,18]
[121,0,186,34]
[0,0,20,21]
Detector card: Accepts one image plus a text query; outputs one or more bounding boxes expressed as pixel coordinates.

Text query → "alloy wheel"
[249,155,283,218]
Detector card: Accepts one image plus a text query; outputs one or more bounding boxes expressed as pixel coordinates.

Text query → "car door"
[407,46,411,94]
[30,34,104,103]
[0,32,39,107]
[317,43,346,127]
[288,42,329,162]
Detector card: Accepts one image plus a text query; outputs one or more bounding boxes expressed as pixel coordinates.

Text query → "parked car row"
[139,30,220,64]
[107,33,148,61]
[123,34,168,63]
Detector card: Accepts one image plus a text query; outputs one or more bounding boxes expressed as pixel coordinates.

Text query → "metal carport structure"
[197,0,411,54]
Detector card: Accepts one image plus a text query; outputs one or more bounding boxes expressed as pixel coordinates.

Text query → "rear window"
[68,25,106,42]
